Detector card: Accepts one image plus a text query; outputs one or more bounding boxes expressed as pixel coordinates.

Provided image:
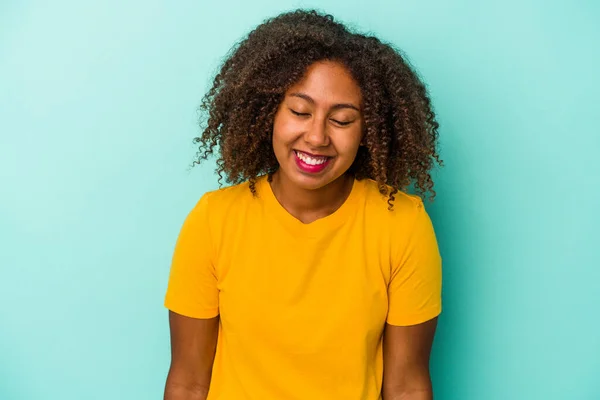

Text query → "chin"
[297,178,333,191]
[291,169,348,191]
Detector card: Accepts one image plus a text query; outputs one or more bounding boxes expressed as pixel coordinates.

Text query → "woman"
[164,9,442,400]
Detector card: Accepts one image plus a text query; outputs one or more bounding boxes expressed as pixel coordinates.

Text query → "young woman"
[164,9,442,400]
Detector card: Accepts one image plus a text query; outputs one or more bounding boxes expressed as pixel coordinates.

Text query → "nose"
[304,118,330,147]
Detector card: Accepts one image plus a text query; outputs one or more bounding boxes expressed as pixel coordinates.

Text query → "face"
[272,60,364,191]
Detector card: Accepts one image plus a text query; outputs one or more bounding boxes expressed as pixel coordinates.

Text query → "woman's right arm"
[164,311,219,400]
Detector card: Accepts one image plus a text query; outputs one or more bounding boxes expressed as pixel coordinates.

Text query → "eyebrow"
[289,92,361,112]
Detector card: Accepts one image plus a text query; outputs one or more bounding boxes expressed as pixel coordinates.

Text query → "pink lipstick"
[294,150,332,174]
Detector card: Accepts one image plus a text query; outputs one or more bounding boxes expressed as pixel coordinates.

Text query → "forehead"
[286,60,362,104]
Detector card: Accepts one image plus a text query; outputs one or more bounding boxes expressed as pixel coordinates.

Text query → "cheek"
[333,129,363,155]
[273,116,301,145]
[272,112,285,145]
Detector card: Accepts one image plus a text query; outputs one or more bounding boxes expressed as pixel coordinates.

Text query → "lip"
[293,150,332,174]
[294,149,333,158]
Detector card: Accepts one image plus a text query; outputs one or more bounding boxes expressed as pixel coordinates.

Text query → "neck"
[270,171,354,224]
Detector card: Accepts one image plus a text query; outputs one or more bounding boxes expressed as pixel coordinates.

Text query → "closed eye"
[290,109,310,117]
[290,108,353,126]
[331,119,353,126]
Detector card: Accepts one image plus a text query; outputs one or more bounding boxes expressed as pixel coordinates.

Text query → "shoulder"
[185,179,258,246]
[359,179,439,267]
[360,178,425,224]
[194,177,265,226]
[202,179,255,208]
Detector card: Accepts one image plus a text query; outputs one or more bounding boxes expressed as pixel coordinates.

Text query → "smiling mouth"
[293,150,332,165]
[293,150,332,174]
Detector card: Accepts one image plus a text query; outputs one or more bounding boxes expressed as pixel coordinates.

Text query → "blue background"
[1,1,599,399]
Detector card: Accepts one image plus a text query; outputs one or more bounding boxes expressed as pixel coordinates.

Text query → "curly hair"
[193,9,442,207]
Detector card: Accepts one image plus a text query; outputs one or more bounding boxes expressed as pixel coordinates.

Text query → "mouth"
[293,150,333,174]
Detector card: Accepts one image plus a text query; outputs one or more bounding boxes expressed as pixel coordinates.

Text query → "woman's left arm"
[382,318,438,400]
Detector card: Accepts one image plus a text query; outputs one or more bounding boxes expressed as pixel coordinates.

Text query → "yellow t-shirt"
[165,175,442,400]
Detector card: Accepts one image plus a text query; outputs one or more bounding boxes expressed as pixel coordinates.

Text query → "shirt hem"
[386,305,441,326]
[164,299,219,319]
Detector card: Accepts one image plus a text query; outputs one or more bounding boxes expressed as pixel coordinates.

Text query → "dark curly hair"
[193,9,442,206]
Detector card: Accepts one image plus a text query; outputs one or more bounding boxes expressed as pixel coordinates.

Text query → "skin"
[164,313,218,400]
[164,61,437,400]
[383,319,438,400]
[270,60,364,224]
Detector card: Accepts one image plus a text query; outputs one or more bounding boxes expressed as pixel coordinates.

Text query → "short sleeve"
[387,200,442,326]
[164,193,219,319]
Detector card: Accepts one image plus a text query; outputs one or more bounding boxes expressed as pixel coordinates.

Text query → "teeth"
[296,151,328,165]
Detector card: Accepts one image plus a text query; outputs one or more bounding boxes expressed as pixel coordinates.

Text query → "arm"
[164,311,219,400]
[385,200,441,399]
[382,318,438,400]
